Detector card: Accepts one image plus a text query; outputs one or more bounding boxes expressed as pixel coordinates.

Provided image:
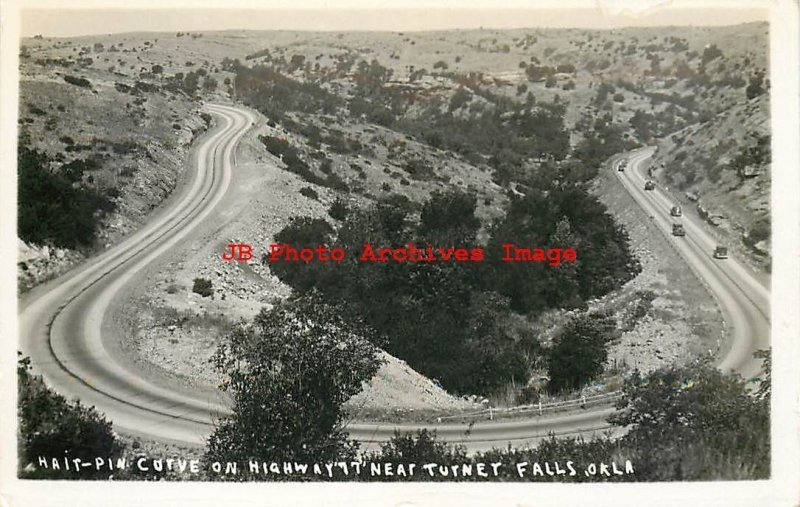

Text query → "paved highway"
[18,107,770,452]
[616,148,769,379]
[19,104,252,446]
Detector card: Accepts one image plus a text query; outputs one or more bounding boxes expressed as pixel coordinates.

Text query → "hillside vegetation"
[18,34,218,289]
[20,23,768,264]
[18,22,771,482]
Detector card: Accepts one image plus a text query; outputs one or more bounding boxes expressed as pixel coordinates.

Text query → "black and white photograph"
[1,1,798,506]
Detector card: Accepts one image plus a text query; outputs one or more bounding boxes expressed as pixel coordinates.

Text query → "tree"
[205,294,383,465]
[202,76,217,91]
[486,186,639,315]
[328,197,348,221]
[610,361,770,480]
[630,110,655,142]
[182,71,199,95]
[17,355,122,479]
[546,217,582,308]
[288,54,306,72]
[461,291,534,393]
[418,189,480,245]
[547,312,615,392]
[701,44,723,66]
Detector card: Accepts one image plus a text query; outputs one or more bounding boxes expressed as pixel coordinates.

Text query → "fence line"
[436,391,622,422]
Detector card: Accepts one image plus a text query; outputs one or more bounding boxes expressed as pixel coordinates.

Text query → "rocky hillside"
[19,23,770,291]
[650,95,770,270]
[17,34,224,289]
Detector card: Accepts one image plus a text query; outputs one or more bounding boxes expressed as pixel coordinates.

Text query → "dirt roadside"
[591,156,725,374]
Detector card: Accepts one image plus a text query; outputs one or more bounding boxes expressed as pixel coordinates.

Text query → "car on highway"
[617,160,627,171]
[672,223,686,236]
[644,181,656,191]
[670,206,682,217]
[713,246,729,259]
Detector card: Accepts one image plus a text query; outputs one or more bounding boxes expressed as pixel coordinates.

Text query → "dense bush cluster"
[397,95,570,170]
[486,185,640,314]
[18,147,115,249]
[233,63,341,121]
[268,185,639,394]
[232,61,570,175]
[205,354,769,482]
[260,135,348,191]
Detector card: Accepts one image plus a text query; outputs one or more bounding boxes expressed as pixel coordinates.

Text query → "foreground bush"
[17,355,122,479]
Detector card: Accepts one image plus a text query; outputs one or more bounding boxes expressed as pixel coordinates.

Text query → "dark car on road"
[672,223,686,236]
[644,181,656,191]
[713,246,729,259]
[670,206,682,217]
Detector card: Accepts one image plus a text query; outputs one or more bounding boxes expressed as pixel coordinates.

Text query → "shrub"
[319,158,333,174]
[610,363,769,480]
[17,355,122,479]
[192,277,213,297]
[371,359,770,482]
[299,186,319,200]
[63,75,92,89]
[746,72,765,99]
